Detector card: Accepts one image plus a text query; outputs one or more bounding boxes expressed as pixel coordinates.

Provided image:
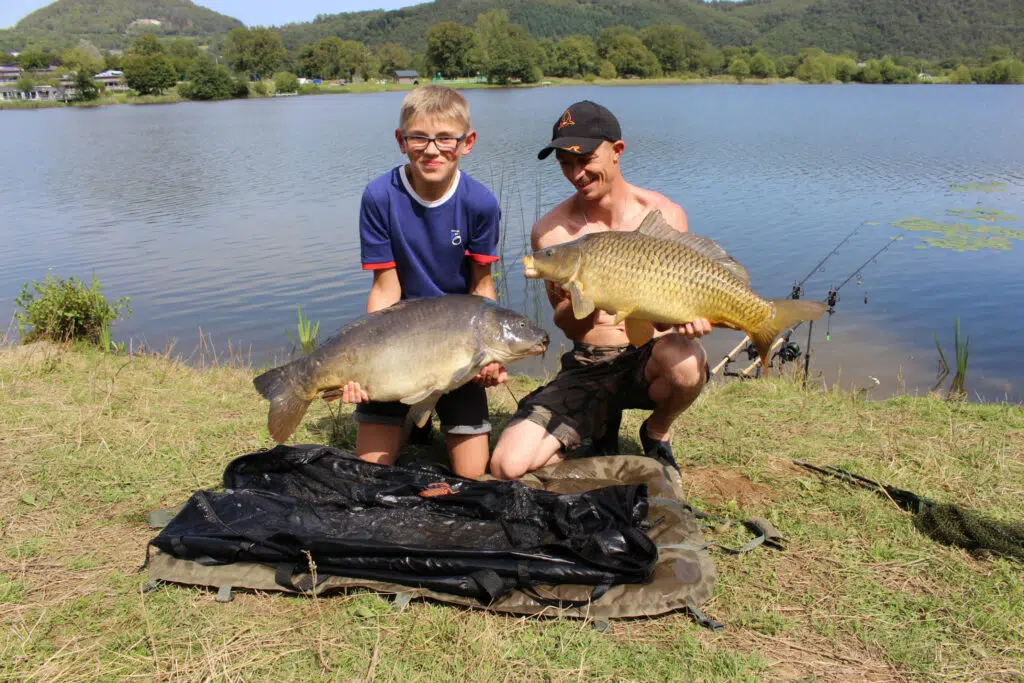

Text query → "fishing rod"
[799,235,903,384]
[711,222,867,378]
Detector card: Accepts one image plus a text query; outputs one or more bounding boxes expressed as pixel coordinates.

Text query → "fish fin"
[612,309,634,325]
[400,388,437,405]
[748,299,827,375]
[637,210,750,285]
[625,318,655,347]
[406,392,442,429]
[569,281,596,319]
[253,365,313,443]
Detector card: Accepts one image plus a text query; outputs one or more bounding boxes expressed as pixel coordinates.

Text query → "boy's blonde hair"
[399,85,470,131]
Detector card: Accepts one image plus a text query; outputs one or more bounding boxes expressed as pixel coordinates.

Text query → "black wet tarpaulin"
[149,445,659,605]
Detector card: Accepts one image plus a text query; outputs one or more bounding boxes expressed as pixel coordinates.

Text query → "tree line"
[3,10,1021,103]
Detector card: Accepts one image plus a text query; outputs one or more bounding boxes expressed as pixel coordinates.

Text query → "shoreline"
[0,74,961,111]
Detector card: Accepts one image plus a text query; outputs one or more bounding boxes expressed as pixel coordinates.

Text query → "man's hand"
[322,381,369,403]
[654,318,712,339]
[473,361,507,387]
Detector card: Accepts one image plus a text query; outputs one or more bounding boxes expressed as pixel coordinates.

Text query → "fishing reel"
[776,341,802,363]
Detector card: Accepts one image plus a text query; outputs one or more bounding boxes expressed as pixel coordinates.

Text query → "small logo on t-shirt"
[450,228,463,246]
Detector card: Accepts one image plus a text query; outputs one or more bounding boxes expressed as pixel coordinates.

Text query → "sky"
[1,0,419,30]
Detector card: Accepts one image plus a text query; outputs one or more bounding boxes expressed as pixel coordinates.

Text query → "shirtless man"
[489,100,711,480]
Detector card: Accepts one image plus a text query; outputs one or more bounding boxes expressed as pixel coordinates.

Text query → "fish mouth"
[521,255,539,278]
[529,333,550,355]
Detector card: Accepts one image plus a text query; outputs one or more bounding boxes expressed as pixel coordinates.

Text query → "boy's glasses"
[403,134,466,152]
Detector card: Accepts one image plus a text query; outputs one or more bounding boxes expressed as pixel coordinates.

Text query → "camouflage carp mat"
[143,445,721,624]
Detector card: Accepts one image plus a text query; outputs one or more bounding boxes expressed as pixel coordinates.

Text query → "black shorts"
[508,339,708,450]
[353,381,491,436]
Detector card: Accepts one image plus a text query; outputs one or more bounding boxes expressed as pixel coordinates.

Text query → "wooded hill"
[0,0,243,52]
[2,0,1020,59]
[276,0,1023,60]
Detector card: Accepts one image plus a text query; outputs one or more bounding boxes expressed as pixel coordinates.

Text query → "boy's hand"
[473,362,507,387]
[322,381,369,403]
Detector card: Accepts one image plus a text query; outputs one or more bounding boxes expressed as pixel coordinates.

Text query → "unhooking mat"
[144,445,720,624]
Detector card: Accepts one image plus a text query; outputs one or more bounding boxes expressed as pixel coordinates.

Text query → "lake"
[1,84,1023,402]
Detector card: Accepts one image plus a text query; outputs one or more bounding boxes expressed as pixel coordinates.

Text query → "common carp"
[521,210,826,372]
[253,295,550,443]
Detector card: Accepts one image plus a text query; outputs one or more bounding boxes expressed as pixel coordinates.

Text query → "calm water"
[1,84,1023,401]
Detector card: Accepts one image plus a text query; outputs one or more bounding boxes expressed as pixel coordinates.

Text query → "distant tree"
[795,52,835,83]
[295,45,318,78]
[983,59,1024,84]
[15,74,35,93]
[596,26,635,60]
[274,71,299,92]
[774,54,798,78]
[72,70,100,100]
[122,37,177,96]
[983,45,1013,65]
[604,33,661,78]
[128,33,165,57]
[180,56,233,100]
[376,42,412,77]
[425,22,479,78]
[312,37,367,81]
[166,38,201,79]
[18,50,50,70]
[834,57,859,82]
[549,36,598,78]
[729,57,750,82]
[639,24,708,74]
[598,59,617,79]
[748,51,776,78]
[62,40,104,76]
[103,52,122,71]
[949,64,973,84]
[475,11,540,84]
[223,27,287,79]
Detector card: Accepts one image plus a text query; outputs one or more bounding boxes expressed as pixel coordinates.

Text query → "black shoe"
[639,418,679,472]
[586,407,622,457]
[407,417,434,445]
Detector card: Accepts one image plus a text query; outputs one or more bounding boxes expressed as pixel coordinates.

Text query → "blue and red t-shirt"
[359,166,501,298]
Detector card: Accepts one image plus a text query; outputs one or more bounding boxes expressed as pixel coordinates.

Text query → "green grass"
[0,341,1022,680]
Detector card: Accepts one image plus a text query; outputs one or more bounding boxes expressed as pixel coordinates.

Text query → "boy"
[332,85,506,479]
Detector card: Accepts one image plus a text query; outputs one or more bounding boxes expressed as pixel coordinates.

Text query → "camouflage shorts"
[508,341,660,451]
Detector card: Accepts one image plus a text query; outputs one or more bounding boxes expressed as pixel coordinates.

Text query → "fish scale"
[578,231,775,330]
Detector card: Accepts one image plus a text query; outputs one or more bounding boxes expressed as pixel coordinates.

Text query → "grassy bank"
[1,342,1022,680]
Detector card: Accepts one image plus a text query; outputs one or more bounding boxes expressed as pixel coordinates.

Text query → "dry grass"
[1,341,1022,681]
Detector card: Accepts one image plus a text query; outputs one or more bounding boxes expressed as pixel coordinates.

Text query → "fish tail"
[253,364,314,443]
[748,299,827,375]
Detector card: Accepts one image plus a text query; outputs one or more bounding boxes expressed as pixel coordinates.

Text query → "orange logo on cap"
[557,109,575,130]
[565,145,581,153]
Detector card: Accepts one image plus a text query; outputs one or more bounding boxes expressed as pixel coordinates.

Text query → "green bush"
[14,274,131,348]
[253,80,269,96]
[274,71,299,93]
[231,76,250,98]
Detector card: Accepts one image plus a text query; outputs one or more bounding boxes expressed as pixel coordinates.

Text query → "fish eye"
[518,320,526,327]
[545,249,554,256]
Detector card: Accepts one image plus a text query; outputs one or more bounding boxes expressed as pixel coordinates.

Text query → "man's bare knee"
[650,336,707,391]
[490,421,562,480]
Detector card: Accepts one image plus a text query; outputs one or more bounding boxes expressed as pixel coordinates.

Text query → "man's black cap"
[537,100,622,160]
